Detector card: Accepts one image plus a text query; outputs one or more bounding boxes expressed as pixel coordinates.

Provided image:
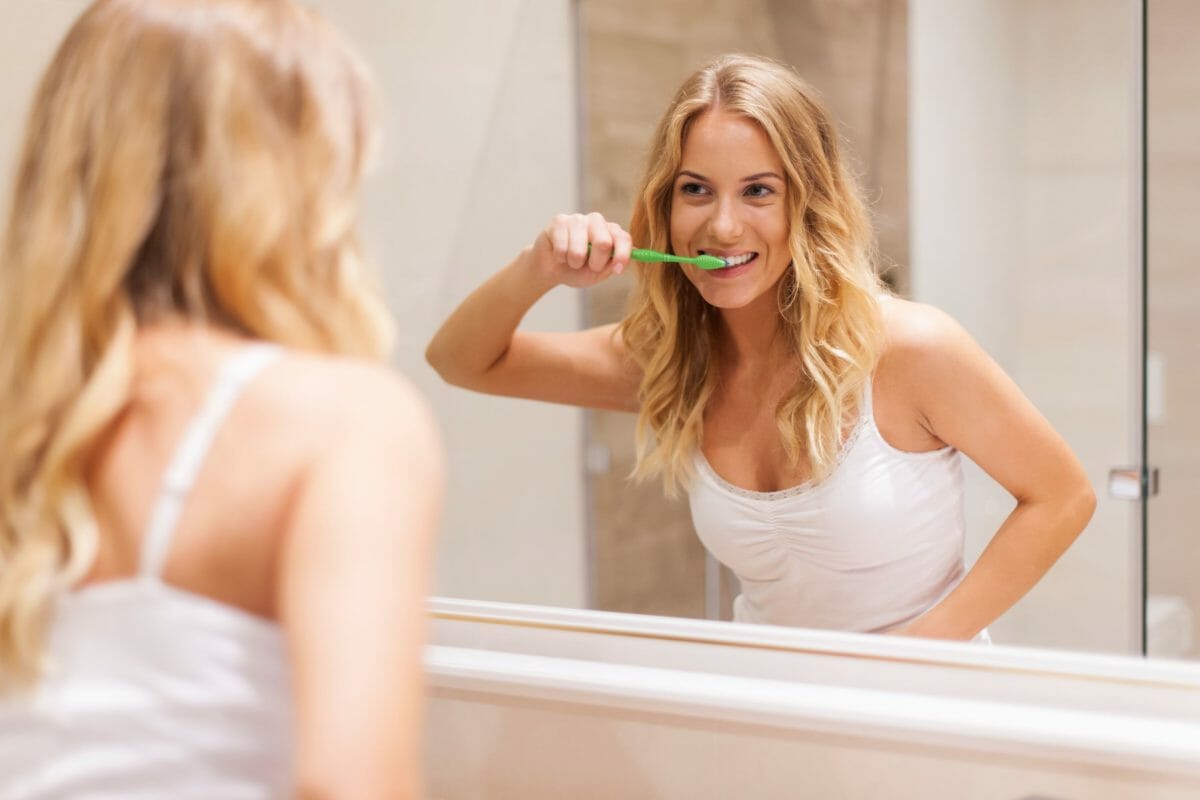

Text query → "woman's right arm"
[425,212,641,412]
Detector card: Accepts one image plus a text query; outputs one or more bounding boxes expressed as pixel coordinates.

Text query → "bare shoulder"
[875,295,988,387]
[878,295,970,359]
[251,350,442,462]
[872,296,990,446]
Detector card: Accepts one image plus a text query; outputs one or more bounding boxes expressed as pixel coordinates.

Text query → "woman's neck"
[132,319,252,392]
[715,292,790,370]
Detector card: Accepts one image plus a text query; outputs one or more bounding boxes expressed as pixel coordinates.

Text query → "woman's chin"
[689,263,787,312]
[696,287,761,311]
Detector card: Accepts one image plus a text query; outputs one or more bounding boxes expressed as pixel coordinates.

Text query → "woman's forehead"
[680,111,785,177]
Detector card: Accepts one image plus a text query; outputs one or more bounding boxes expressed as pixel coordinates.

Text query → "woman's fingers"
[548,214,571,267]
[540,212,631,283]
[565,214,591,270]
[586,213,613,272]
[608,222,632,275]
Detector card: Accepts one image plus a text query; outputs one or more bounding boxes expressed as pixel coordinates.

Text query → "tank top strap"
[860,373,877,426]
[139,343,283,580]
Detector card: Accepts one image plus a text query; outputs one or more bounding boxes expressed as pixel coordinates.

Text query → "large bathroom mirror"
[402,0,1193,660]
[572,0,1156,657]
[3,1,1194,663]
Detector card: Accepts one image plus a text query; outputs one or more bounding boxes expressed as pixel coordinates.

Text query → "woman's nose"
[707,197,744,242]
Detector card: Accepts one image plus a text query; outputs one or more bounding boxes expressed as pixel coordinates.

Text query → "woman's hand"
[426,210,642,411]
[523,212,633,289]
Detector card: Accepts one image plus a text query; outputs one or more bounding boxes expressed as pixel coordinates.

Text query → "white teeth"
[698,251,758,267]
[722,252,756,267]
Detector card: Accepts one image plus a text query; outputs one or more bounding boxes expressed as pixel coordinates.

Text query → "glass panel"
[1146,0,1200,660]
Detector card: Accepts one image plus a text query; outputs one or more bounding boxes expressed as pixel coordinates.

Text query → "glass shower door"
[909,0,1146,654]
[1145,0,1200,660]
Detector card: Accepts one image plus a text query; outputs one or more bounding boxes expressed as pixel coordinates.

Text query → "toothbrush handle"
[630,248,693,265]
[584,244,698,265]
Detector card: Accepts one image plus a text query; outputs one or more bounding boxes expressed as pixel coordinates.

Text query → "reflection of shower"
[867,0,903,293]
[767,0,910,292]
[1147,595,1194,656]
[868,0,896,198]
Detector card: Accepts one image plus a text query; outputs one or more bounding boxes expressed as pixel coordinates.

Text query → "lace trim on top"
[694,409,871,501]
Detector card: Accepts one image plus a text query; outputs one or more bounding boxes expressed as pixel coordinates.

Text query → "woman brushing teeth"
[427,54,1094,642]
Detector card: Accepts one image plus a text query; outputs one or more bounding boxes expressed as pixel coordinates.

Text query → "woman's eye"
[679,182,708,196]
[744,183,774,199]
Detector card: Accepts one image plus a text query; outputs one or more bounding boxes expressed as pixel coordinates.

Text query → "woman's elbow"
[424,340,467,388]
[423,341,449,380]
[425,340,506,392]
[1066,476,1097,538]
[1080,480,1098,518]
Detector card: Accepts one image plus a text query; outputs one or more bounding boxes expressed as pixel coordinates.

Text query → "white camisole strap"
[138,343,283,580]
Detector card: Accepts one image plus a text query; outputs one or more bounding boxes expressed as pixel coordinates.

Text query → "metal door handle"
[1108,466,1159,500]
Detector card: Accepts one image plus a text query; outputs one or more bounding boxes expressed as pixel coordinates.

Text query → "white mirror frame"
[426,598,1200,798]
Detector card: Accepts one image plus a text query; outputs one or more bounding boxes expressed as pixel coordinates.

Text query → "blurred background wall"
[334,1,589,609]
[0,0,590,609]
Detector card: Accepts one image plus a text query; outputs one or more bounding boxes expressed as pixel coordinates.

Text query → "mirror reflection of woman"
[428,54,1095,641]
[0,0,442,796]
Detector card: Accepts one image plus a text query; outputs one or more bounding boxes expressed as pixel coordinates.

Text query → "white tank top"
[0,343,294,799]
[690,377,973,635]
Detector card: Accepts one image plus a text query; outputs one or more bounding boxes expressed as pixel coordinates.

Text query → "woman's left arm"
[889,304,1096,640]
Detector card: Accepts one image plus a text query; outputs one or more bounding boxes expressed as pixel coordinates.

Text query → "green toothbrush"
[632,248,728,270]
[589,245,728,270]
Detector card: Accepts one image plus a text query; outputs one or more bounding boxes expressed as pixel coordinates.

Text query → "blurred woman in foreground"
[0,1,442,797]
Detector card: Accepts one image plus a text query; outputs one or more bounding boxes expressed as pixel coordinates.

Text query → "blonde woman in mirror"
[0,1,442,797]
[428,54,1095,643]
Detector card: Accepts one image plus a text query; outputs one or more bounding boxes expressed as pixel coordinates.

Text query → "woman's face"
[669,110,792,311]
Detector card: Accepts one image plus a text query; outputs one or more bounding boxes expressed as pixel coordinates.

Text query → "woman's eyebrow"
[675,170,784,182]
[742,172,784,182]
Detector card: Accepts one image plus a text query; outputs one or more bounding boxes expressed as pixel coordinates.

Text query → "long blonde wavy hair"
[619,54,886,495]
[0,0,393,684]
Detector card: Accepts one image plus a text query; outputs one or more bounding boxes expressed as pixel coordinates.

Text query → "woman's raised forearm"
[425,247,557,388]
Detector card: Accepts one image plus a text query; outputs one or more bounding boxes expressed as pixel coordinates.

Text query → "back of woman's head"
[622,53,884,494]
[0,0,392,684]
